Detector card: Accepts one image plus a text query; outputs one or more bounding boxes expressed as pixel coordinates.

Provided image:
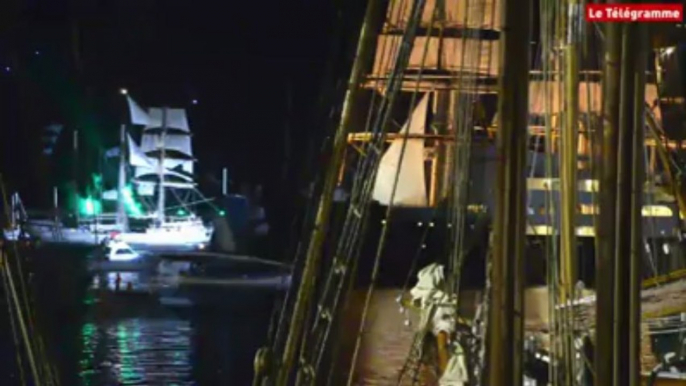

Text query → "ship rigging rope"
[296,0,456,382]
[389,0,509,382]
[590,22,676,283]
[0,185,29,386]
[386,0,502,382]
[445,0,486,297]
[444,1,498,382]
[287,2,410,378]
[0,249,27,386]
[539,2,557,383]
[306,0,435,382]
[263,0,412,381]
[270,99,338,335]
[0,178,59,386]
[277,0,431,384]
[536,0,669,382]
[538,0,574,383]
[645,54,679,280]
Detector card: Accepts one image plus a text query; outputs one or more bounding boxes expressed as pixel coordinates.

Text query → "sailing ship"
[3,96,215,251]
[104,94,213,251]
[251,0,686,385]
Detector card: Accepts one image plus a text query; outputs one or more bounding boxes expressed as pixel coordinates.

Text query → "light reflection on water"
[79,317,194,386]
[90,271,154,292]
[18,249,275,386]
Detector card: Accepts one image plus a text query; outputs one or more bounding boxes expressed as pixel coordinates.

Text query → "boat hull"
[116,220,212,251]
[157,275,290,308]
[154,252,291,307]
[24,222,108,245]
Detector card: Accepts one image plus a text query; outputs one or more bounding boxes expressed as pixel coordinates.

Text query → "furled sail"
[387,0,501,30]
[372,94,429,207]
[372,36,499,78]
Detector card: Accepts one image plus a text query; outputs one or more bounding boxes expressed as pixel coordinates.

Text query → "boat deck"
[335,282,686,384]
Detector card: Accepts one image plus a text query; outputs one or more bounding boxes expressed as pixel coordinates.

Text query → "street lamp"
[120,88,128,95]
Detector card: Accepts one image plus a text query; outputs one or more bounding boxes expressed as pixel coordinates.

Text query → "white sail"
[126,96,151,126]
[134,159,194,181]
[372,94,429,207]
[127,133,155,168]
[147,108,190,132]
[140,132,193,157]
[128,101,195,185]
[134,159,193,181]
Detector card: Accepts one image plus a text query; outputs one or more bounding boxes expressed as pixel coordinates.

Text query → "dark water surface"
[0,245,275,386]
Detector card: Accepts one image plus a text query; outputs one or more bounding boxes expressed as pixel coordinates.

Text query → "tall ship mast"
[126,95,196,218]
[1,94,215,251]
[109,94,213,251]
[253,0,686,385]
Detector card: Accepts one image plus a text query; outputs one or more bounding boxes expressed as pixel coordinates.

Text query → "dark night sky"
[0,0,366,214]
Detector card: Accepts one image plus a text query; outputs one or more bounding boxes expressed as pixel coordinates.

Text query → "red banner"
[586,4,683,22]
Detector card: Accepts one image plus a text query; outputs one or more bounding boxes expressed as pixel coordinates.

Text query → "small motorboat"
[87,238,157,273]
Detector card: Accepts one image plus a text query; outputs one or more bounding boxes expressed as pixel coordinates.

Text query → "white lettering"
[597,7,681,21]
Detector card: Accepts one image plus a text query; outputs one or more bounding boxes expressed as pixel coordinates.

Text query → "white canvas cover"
[372,94,429,207]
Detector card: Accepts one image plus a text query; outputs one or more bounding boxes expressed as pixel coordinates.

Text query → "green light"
[176,209,186,216]
[218,210,226,216]
[122,185,142,216]
[92,174,102,189]
[78,196,102,216]
[85,199,94,214]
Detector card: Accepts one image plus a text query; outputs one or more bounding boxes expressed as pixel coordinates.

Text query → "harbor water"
[0,245,276,386]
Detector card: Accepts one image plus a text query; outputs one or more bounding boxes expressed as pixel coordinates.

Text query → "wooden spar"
[432,90,450,205]
[270,1,382,385]
[629,23,648,386]
[336,147,347,186]
[486,0,530,384]
[559,0,580,381]
[347,130,686,149]
[614,19,638,386]
[596,5,621,385]
[429,152,440,206]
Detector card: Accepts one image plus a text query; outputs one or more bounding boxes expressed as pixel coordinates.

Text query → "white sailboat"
[3,98,214,250]
[106,95,213,251]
